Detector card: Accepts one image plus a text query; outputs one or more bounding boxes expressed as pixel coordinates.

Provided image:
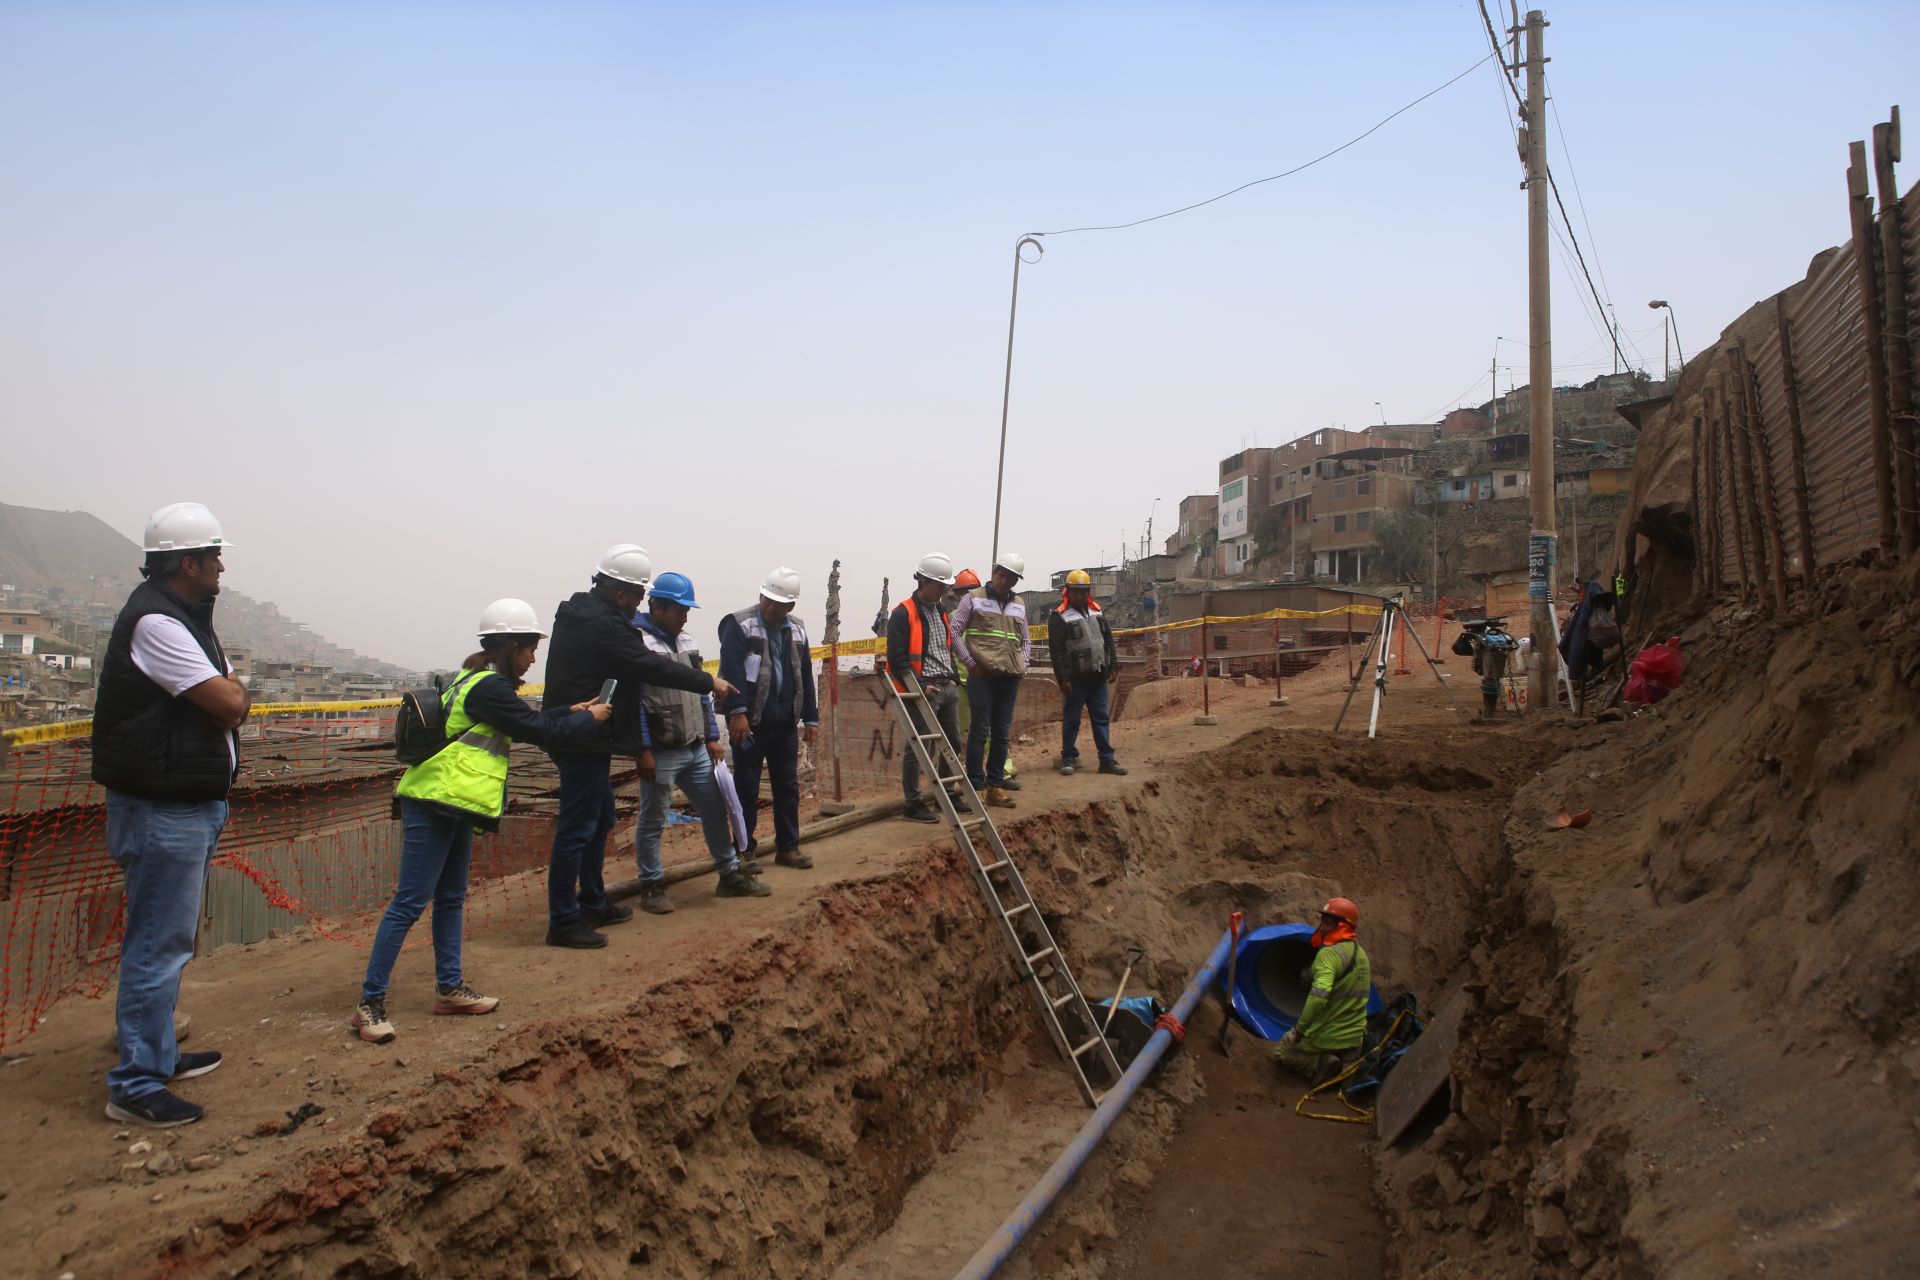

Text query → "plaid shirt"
[920,605,956,681]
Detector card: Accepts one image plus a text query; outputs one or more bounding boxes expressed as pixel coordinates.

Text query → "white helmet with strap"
[595,544,652,588]
[143,502,231,553]
[477,598,548,639]
[761,566,802,604]
[915,552,956,586]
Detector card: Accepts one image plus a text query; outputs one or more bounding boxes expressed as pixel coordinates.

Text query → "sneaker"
[1098,759,1129,776]
[434,984,500,1016]
[716,870,773,898]
[352,1000,397,1044]
[172,1050,222,1080]
[587,903,635,928]
[545,920,609,949]
[1057,759,1078,776]
[902,805,941,824]
[985,788,1017,809]
[106,1088,203,1129]
[638,887,675,916]
[774,848,813,870]
[996,776,1022,792]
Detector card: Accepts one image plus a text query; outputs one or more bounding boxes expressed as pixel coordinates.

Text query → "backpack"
[394,671,480,766]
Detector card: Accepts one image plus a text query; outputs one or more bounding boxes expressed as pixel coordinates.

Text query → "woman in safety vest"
[351,599,611,1044]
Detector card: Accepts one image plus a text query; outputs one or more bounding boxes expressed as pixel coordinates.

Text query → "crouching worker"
[1273,897,1371,1083]
[353,600,610,1044]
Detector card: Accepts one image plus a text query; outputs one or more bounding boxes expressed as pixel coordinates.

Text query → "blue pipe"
[950,928,1236,1280]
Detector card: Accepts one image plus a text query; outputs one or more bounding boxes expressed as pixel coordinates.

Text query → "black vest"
[91,580,238,801]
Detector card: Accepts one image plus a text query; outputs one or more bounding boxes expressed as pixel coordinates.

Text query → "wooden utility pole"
[1522,9,1558,710]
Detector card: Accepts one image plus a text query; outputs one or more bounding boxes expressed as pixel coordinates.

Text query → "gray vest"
[731,606,809,725]
[1059,610,1107,678]
[639,630,708,747]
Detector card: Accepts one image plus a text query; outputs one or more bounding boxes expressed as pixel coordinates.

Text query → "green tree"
[1371,508,1431,582]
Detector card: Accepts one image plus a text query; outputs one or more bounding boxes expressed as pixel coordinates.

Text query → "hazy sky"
[3,2,1915,672]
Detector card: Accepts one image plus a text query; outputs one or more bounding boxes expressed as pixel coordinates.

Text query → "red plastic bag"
[1625,637,1685,704]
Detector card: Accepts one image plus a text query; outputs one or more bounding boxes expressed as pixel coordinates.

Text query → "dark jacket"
[543,589,714,756]
[92,579,238,802]
[885,595,955,682]
[1045,604,1117,681]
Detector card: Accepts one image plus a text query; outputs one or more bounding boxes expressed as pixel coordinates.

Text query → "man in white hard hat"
[718,567,820,869]
[539,546,737,950]
[92,503,247,1127]
[887,553,965,824]
[951,552,1030,809]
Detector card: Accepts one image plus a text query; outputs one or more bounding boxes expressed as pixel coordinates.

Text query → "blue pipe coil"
[950,928,1236,1280]
[1224,923,1384,1042]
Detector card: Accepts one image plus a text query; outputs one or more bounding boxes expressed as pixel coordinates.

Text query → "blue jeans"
[548,752,615,926]
[731,716,801,852]
[1061,676,1117,763]
[636,743,739,884]
[105,791,225,1103]
[362,800,473,1002]
[966,674,1022,788]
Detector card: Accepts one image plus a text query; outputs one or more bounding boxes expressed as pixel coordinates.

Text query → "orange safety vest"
[891,598,953,692]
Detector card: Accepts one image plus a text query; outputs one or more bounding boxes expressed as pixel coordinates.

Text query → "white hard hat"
[761,566,802,604]
[143,502,231,554]
[595,544,652,588]
[994,551,1026,580]
[477,598,548,639]
[916,552,957,586]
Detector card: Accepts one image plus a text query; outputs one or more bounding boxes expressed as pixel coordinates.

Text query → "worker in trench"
[1272,897,1372,1084]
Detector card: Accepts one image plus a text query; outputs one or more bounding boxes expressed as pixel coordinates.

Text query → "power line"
[1033,53,1493,238]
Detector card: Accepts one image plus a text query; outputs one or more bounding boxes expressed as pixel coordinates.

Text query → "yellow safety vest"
[394,671,512,822]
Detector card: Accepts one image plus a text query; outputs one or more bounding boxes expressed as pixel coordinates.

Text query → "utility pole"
[1522,9,1559,711]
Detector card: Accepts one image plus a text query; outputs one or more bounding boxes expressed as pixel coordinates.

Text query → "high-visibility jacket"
[395,671,512,823]
[888,597,956,692]
[1295,938,1371,1051]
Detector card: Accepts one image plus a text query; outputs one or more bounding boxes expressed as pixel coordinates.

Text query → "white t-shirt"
[130,615,238,771]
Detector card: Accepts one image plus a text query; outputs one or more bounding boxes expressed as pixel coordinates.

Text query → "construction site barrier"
[951,926,1236,1280]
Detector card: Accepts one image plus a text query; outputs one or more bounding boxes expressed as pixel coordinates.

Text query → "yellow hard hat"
[1066,569,1093,587]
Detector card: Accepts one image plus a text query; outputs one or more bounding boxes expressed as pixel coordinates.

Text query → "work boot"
[638,885,674,915]
[545,920,609,949]
[902,804,941,824]
[995,775,1022,791]
[1098,759,1129,776]
[587,903,634,928]
[774,847,813,869]
[1057,757,1077,776]
[1312,1051,1352,1087]
[434,984,500,1016]
[738,853,765,875]
[716,870,773,898]
[352,998,397,1044]
[985,788,1016,809]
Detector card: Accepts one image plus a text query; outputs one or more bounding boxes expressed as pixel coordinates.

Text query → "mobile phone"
[592,678,618,705]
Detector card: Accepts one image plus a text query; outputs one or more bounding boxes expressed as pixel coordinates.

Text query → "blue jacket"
[718,607,819,728]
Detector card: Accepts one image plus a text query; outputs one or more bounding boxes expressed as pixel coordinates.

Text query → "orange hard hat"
[955,568,981,590]
[1320,897,1359,926]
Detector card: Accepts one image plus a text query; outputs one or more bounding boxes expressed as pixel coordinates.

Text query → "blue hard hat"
[649,571,699,608]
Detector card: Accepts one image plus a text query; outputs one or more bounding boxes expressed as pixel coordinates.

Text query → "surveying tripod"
[1332,594,1471,739]
[883,668,1122,1106]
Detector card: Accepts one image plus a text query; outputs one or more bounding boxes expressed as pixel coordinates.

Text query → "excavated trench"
[142,724,1535,1280]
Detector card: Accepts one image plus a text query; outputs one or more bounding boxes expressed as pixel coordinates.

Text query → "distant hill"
[0,501,412,677]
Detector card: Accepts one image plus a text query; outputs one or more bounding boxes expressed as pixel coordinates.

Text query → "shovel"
[1219,910,1245,1055]
[1100,944,1147,1034]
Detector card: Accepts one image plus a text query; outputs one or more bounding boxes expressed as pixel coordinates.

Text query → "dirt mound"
[1380,558,1920,1277]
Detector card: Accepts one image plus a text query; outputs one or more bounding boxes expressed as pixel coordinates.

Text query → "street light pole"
[1648,300,1684,379]
[991,235,1044,572]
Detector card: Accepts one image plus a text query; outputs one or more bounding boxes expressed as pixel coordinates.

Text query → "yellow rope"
[1291,1008,1412,1125]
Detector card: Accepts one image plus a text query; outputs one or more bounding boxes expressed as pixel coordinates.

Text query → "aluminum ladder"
[885,667,1123,1106]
